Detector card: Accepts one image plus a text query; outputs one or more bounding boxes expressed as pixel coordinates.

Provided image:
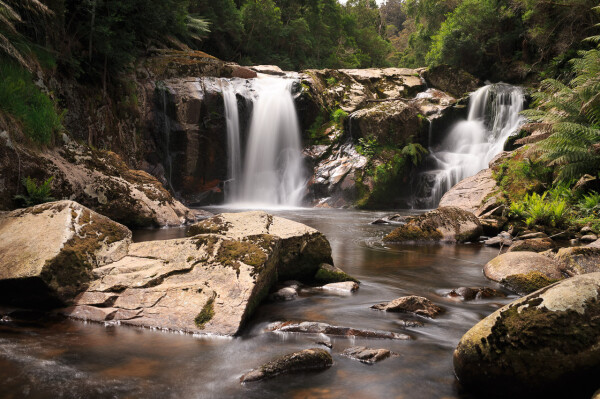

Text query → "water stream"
[0,209,514,399]
[420,84,525,208]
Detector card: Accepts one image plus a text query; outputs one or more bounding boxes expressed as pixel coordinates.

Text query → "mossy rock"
[241,348,333,383]
[314,263,359,284]
[501,271,561,295]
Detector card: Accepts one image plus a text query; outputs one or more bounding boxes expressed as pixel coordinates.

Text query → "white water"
[222,82,242,200]
[424,83,525,207]
[224,77,305,207]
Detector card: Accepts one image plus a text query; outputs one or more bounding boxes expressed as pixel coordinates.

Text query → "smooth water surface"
[0,209,515,399]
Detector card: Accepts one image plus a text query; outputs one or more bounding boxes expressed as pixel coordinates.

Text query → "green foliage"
[509,191,569,228]
[493,154,553,202]
[0,60,63,144]
[356,136,380,158]
[578,192,600,217]
[326,77,338,86]
[331,108,348,124]
[401,142,428,165]
[14,176,55,207]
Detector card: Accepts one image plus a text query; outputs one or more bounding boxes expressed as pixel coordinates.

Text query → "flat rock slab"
[371,296,444,318]
[241,348,332,383]
[267,321,410,340]
[439,169,497,214]
[507,238,554,253]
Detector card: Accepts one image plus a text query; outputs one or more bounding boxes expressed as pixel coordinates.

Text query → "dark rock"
[517,232,548,240]
[500,271,561,295]
[266,321,410,340]
[556,247,600,277]
[341,346,393,364]
[447,287,506,301]
[507,238,555,253]
[383,207,482,243]
[371,219,390,225]
[269,287,298,302]
[421,65,481,98]
[240,348,332,383]
[371,296,444,318]
[314,263,359,284]
[572,174,600,195]
[454,273,600,397]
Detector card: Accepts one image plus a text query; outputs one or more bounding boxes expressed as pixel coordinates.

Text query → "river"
[0,208,514,399]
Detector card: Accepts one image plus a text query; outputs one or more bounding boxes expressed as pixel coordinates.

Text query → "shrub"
[14,176,55,207]
[331,108,348,125]
[356,136,380,158]
[509,191,569,228]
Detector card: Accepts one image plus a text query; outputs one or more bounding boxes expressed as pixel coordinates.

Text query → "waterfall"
[223,76,305,207]
[422,83,525,208]
[222,82,242,201]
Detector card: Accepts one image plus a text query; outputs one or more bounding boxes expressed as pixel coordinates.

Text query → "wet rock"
[314,263,359,284]
[479,218,505,237]
[250,65,286,76]
[319,281,359,294]
[58,211,335,336]
[267,321,410,340]
[484,252,562,284]
[453,273,600,397]
[394,319,425,328]
[371,219,390,225]
[341,346,393,364]
[240,348,332,383]
[371,296,444,318]
[384,207,482,243]
[447,287,506,301]
[517,232,548,240]
[556,247,600,277]
[349,100,422,144]
[484,232,513,247]
[0,201,131,307]
[438,169,498,214]
[421,65,481,98]
[188,211,333,282]
[507,238,555,253]
[500,271,561,295]
[269,287,298,302]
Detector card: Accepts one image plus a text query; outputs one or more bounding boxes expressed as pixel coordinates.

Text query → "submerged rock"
[447,287,506,301]
[0,201,131,307]
[371,296,444,318]
[319,281,360,294]
[341,346,393,364]
[269,287,298,302]
[240,348,332,383]
[383,207,482,243]
[267,321,410,340]
[454,272,600,397]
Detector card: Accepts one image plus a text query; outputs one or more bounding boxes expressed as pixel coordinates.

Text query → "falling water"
[423,83,525,207]
[222,82,242,201]
[224,77,305,207]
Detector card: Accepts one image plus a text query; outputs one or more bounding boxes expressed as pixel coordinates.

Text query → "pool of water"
[0,208,517,399]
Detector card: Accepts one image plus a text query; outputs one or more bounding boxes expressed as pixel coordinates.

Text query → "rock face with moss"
[0,201,131,307]
[483,252,562,287]
[555,247,600,277]
[384,207,482,243]
[59,211,335,335]
[454,273,600,396]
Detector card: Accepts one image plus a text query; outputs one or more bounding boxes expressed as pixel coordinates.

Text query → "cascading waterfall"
[223,76,305,207]
[423,83,525,207]
[222,82,242,201]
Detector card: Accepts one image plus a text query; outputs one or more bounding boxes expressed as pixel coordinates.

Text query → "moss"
[217,239,267,268]
[314,264,359,283]
[194,293,216,329]
[501,271,561,295]
[187,216,229,236]
[194,235,219,255]
[383,224,443,242]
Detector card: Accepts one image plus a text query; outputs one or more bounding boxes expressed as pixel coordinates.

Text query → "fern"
[14,176,55,207]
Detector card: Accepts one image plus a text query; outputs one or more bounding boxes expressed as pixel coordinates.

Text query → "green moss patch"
[194,294,216,329]
[187,216,229,236]
[501,271,561,295]
[314,263,359,283]
[384,224,443,242]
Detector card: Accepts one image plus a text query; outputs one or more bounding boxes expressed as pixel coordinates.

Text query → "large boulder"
[383,207,482,243]
[555,247,600,277]
[187,211,333,281]
[421,65,481,98]
[454,273,600,397]
[483,251,562,293]
[349,100,423,143]
[507,238,555,253]
[60,211,334,335]
[438,169,498,214]
[0,201,131,307]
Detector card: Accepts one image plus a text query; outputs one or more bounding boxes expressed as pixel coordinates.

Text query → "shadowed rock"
[447,287,506,301]
[371,296,444,318]
[240,348,332,383]
[341,346,394,364]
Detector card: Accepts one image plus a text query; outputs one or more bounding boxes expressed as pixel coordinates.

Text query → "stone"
[314,263,359,284]
[447,287,506,301]
[484,252,563,283]
[350,101,422,144]
[453,273,600,396]
[572,174,600,195]
[319,281,359,294]
[56,211,335,336]
[421,65,481,98]
[266,321,410,340]
[438,169,498,214]
[394,319,424,328]
[240,348,332,383]
[581,234,598,243]
[500,271,561,295]
[479,218,505,237]
[269,287,298,302]
[341,346,393,364]
[581,226,593,234]
[250,65,286,76]
[188,211,333,281]
[371,296,444,318]
[484,233,513,248]
[507,238,555,253]
[555,247,600,277]
[588,238,600,248]
[0,201,131,307]
[384,207,482,243]
[517,232,548,240]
